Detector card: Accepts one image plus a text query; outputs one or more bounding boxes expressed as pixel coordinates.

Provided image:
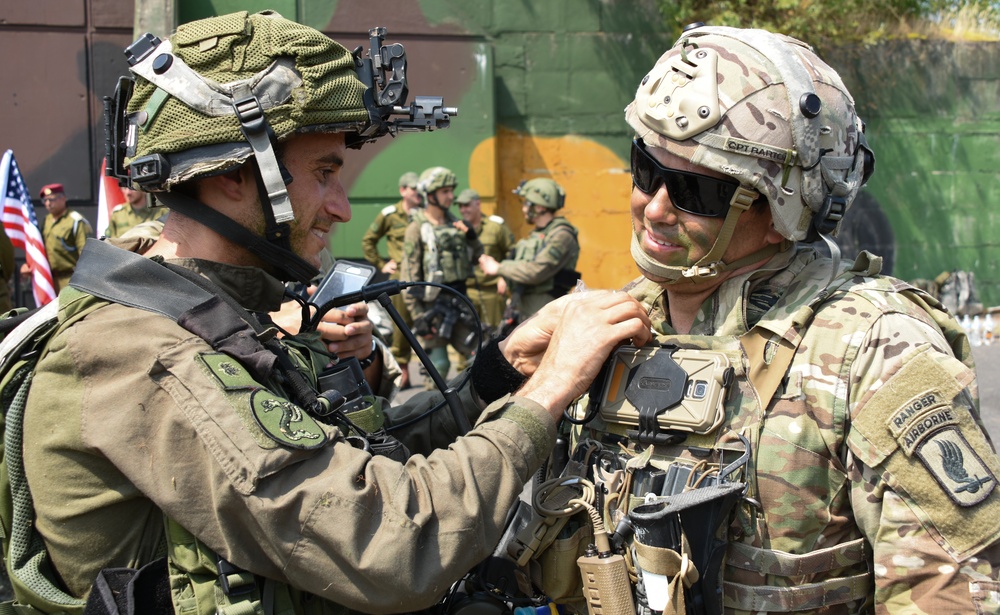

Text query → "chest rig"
[415,210,472,286]
[503,253,900,615]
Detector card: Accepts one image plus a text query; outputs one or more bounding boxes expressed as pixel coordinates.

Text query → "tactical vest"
[534,252,969,614]
[511,218,579,298]
[414,210,472,285]
[0,239,388,615]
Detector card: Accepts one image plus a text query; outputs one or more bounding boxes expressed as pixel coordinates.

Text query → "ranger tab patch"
[250,389,327,450]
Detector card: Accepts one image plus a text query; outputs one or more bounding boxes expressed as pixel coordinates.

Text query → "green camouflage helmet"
[418,166,458,195]
[122,10,370,192]
[399,171,420,188]
[625,26,873,242]
[514,178,565,211]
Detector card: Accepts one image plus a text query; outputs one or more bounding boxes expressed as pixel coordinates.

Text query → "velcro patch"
[887,389,958,455]
[916,427,995,507]
[250,389,327,450]
[198,352,256,390]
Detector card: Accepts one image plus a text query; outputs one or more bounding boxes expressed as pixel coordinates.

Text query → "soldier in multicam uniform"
[401,166,482,385]
[26,183,94,293]
[8,11,652,614]
[482,25,1000,615]
[104,185,168,239]
[456,188,515,334]
[361,171,423,388]
[479,178,580,322]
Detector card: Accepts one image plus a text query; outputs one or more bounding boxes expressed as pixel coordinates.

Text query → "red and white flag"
[97,157,126,238]
[0,149,55,306]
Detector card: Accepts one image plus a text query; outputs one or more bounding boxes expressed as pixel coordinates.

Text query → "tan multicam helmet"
[123,10,370,192]
[626,25,873,243]
[514,178,565,211]
[418,166,458,196]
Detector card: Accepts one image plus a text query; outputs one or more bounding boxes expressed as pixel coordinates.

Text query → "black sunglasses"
[630,139,740,218]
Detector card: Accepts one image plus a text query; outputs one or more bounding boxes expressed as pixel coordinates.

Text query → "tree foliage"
[657,0,1000,51]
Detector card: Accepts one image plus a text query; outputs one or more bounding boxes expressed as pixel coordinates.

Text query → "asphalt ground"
[396,342,1000,446]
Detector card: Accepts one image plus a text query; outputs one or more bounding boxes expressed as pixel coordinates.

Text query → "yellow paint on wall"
[466,128,639,291]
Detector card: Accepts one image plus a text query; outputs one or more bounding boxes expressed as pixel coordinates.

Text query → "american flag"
[1,150,56,306]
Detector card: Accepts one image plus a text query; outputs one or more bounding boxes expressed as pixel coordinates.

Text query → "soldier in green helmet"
[400,166,482,386]
[456,188,515,335]
[8,11,652,614]
[479,177,580,323]
[104,185,169,239]
[472,25,1000,615]
[361,171,422,388]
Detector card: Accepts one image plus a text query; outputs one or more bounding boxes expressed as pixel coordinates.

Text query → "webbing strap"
[723,571,871,612]
[726,537,867,576]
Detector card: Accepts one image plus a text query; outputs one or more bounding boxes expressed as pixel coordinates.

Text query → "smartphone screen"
[312,261,376,307]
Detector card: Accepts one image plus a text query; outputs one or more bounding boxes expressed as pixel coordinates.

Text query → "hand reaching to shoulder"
[508,291,651,417]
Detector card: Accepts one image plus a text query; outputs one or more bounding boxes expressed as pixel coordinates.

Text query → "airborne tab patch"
[250,390,327,450]
[916,427,995,507]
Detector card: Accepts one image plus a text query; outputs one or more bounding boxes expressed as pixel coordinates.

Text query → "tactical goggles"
[630,139,740,218]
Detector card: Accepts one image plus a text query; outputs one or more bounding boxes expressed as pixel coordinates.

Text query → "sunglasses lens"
[630,141,737,218]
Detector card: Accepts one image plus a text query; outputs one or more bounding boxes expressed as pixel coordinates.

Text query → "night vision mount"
[350,27,458,147]
[103,26,458,187]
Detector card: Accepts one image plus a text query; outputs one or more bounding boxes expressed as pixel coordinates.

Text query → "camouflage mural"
[1,0,998,304]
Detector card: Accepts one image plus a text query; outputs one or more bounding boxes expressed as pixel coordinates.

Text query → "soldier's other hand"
[497,277,508,295]
[452,220,469,234]
[317,302,375,360]
[19,263,30,279]
[479,254,500,276]
[382,260,397,275]
[511,291,651,417]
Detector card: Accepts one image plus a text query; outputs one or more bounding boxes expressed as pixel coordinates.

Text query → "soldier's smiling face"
[630,144,777,278]
[281,132,353,268]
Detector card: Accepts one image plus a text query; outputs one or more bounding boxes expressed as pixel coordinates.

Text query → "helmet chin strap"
[631,186,783,284]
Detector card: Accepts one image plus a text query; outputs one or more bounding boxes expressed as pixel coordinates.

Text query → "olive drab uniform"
[498,217,579,319]
[518,247,1000,614]
[104,203,169,239]
[467,214,515,330]
[362,201,416,364]
[0,224,14,313]
[42,209,92,293]
[10,237,558,614]
[400,209,479,352]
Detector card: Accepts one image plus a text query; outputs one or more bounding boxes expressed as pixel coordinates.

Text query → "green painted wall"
[828,41,1000,306]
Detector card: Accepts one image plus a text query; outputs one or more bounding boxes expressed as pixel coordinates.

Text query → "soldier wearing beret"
[28,183,93,293]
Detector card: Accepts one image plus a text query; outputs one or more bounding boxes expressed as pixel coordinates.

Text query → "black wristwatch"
[357,340,379,369]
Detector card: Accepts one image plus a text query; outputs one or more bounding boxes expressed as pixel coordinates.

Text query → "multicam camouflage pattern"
[561,247,1000,613]
[625,26,870,242]
[497,217,579,318]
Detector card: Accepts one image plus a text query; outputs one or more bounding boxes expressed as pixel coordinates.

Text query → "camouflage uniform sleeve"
[400,220,426,318]
[846,311,1000,611]
[497,228,577,285]
[361,213,388,269]
[25,303,558,611]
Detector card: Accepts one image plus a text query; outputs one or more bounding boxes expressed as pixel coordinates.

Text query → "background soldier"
[479,178,580,323]
[104,185,168,238]
[401,166,480,386]
[21,183,93,293]
[456,188,514,335]
[361,171,423,388]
